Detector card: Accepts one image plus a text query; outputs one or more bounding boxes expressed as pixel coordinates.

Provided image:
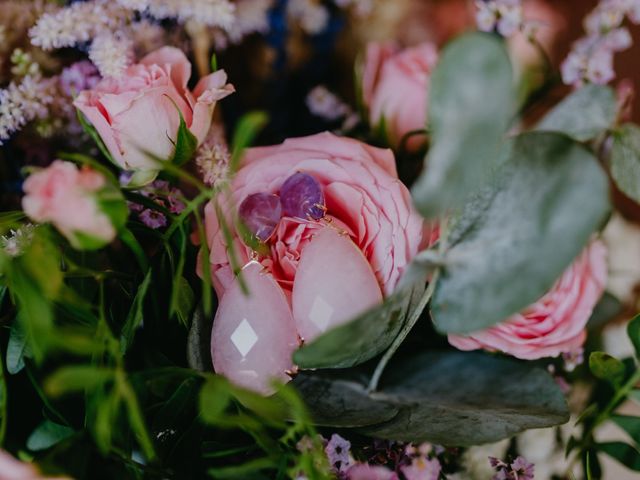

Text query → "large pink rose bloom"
[22,160,119,249]
[201,133,424,393]
[75,47,234,172]
[362,42,438,150]
[449,241,608,360]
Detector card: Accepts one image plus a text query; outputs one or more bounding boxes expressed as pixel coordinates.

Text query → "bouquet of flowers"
[3,0,640,478]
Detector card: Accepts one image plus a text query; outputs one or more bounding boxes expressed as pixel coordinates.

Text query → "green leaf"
[589,352,626,388]
[120,268,152,351]
[45,366,114,397]
[535,84,616,141]
[598,441,640,471]
[126,169,159,188]
[199,378,233,424]
[95,185,128,233]
[26,420,74,451]
[293,286,414,369]
[628,314,640,359]
[292,373,400,427]
[611,123,640,204]
[612,414,640,445]
[6,321,30,375]
[171,109,198,166]
[432,132,610,334]
[296,351,568,446]
[172,276,195,327]
[230,112,269,173]
[411,32,514,218]
[358,351,569,446]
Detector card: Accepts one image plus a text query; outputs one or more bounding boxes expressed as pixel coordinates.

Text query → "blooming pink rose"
[346,464,398,480]
[22,160,126,249]
[362,42,438,151]
[449,241,608,360]
[201,132,425,392]
[74,46,234,172]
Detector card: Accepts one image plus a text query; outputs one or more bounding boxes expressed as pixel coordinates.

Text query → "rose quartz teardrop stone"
[211,262,299,394]
[292,227,383,343]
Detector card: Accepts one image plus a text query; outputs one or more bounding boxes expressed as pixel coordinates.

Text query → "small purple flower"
[325,434,351,472]
[139,209,167,229]
[511,456,534,480]
[167,188,186,214]
[60,60,101,97]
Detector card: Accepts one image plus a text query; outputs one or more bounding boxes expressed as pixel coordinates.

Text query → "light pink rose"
[346,464,398,480]
[74,46,234,172]
[362,42,438,151]
[449,241,608,360]
[0,449,68,480]
[201,132,425,392]
[22,160,123,249]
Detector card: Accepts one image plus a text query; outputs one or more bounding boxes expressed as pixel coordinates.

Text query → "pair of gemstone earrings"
[238,172,327,243]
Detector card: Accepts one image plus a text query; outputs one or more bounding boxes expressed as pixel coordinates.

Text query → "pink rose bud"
[449,241,608,360]
[74,47,234,174]
[22,160,127,250]
[362,42,438,151]
[201,132,425,393]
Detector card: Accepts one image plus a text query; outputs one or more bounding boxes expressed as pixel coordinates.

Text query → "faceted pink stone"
[292,227,383,343]
[211,262,299,394]
[280,172,326,220]
[238,193,282,242]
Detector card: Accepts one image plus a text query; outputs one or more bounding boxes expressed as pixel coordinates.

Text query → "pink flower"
[22,160,126,249]
[449,241,607,360]
[202,133,425,393]
[401,456,441,480]
[362,42,438,151]
[74,47,234,173]
[346,464,398,480]
[0,449,67,480]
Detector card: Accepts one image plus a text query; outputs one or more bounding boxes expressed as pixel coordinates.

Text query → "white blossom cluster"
[195,126,231,189]
[89,33,134,79]
[475,0,523,37]
[0,75,54,145]
[0,225,36,258]
[562,0,640,86]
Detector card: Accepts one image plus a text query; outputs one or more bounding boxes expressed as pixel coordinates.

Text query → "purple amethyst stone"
[280,172,326,220]
[238,193,282,242]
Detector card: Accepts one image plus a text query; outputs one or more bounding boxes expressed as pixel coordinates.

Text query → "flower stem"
[367,268,440,393]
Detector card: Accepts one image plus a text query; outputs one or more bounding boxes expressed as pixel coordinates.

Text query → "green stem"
[367,269,440,392]
[119,228,149,272]
[593,369,640,431]
[0,343,7,445]
[162,190,211,239]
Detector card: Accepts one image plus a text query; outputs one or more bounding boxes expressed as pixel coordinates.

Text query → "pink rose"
[74,46,234,173]
[22,160,126,249]
[449,241,608,360]
[362,42,438,151]
[346,464,398,480]
[201,132,425,393]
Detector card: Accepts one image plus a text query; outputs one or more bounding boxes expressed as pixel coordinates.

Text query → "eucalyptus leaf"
[598,441,640,471]
[187,307,213,372]
[535,84,616,141]
[611,123,640,204]
[612,414,640,445]
[292,286,414,369]
[411,32,514,218]
[27,420,74,451]
[432,132,610,334]
[589,352,626,388]
[358,351,569,446]
[292,373,399,428]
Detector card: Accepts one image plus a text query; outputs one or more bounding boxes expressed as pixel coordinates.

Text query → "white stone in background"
[211,262,299,394]
[603,214,640,304]
[292,227,383,343]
